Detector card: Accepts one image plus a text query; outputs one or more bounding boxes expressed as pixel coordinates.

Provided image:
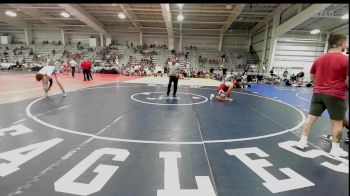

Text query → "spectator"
[296,34,349,157]
[296,71,305,86]
[283,69,288,81]
[80,57,93,81]
[209,67,214,79]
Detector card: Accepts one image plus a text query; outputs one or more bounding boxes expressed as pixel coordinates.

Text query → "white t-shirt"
[38,66,57,76]
[69,60,77,67]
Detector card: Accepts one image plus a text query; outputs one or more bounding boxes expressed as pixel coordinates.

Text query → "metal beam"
[179,22,182,50]
[240,12,275,16]
[250,4,292,34]
[24,28,32,45]
[276,4,332,37]
[119,4,142,32]
[125,8,162,11]
[8,4,63,30]
[0,12,29,29]
[327,22,349,33]
[59,4,109,36]
[218,33,223,51]
[267,15,280,72]
[260,23,269,72]
[220,4,245,34]
[17,17,80,20]
[324,33,330,53]
[330,23,349,33]
[172,9,238,13]
[297,4,302,13]
[161,4,174,50]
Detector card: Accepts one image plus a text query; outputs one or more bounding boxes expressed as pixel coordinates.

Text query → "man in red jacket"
[80,57,93,81]
[297,34,349,157]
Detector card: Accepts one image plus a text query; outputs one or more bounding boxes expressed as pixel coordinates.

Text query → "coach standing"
[167,59,179,97]
[80,57,92,81]
[297,34,349,157]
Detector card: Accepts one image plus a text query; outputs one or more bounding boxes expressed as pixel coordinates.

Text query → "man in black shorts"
[297,34,348,157]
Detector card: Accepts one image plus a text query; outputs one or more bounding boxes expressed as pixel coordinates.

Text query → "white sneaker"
[62,92,67,97]
[296,140,308,149]
[329,146,348,157]
[226,97,233,101]
[44,92,49,97]
[210,94,214,100]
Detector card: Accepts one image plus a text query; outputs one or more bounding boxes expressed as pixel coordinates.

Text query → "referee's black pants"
[167,75,178,96]
[71,67,75,77]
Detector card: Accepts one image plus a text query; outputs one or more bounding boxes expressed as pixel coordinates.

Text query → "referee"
[167,59,179,97]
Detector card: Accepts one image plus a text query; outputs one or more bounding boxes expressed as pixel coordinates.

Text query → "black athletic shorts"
[309,93,346,120]
[49,78,53,88]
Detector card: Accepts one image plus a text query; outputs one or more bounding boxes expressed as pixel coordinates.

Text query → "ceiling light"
[177,15,184,21]
[118,13,126,19]
[310,29,320,34]
[341,13,349,20]
[5,11,17,17]
[60,12,70,18]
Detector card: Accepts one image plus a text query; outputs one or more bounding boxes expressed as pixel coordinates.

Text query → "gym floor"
[0,72,348,196]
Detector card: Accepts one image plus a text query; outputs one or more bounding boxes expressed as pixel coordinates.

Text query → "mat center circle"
[131,92,208,106]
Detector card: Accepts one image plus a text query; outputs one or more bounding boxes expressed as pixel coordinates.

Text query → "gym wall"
[273,31,327,80]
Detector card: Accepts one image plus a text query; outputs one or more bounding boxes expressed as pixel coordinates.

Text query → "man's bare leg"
[52,74,65,93]
[297,114,319,149]
[331,120,344,143]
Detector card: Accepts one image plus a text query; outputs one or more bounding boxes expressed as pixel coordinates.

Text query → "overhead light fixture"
[177,15,184,21]
[5,11,17,17]
[310,29,320,34]
[60,12,70,18]
[177,4,184,9]
[341,13,349,20]
[118,13,126,19]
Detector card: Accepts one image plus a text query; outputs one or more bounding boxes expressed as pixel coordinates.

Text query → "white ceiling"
[0,3,348,36]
